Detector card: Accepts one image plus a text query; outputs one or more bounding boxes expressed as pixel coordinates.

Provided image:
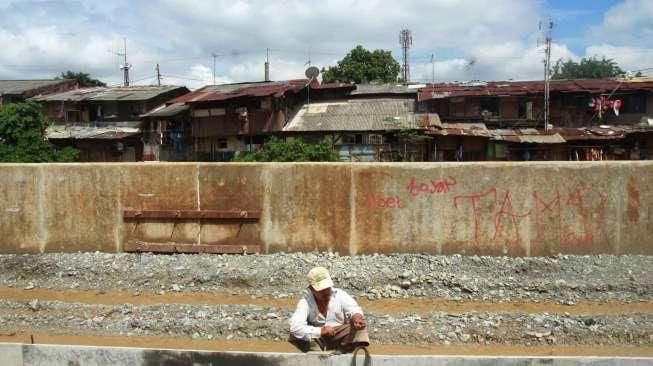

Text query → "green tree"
[321,45,400,84]
[56,71,106,87]
[0,102,78,162]
[551,57,625,80]
[233,137,339,162]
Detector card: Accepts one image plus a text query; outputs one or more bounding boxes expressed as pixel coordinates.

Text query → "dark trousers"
[289,323,370,353]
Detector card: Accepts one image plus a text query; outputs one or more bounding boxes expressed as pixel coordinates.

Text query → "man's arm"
[340,290,366,330]
[340,290,363,317]
[289,298,322,341]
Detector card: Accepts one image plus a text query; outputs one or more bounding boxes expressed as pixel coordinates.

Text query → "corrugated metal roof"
[0,79,71,95]
[31,85,185,102]
[283,98,420,132]
[46,122,141,139]
[171,80,308,103]
[418,78,653,101]
[426,123,490,137]
[490,128,566,144]
[350,84,422,96]
[141,103,189,118]
[550,126,626,141]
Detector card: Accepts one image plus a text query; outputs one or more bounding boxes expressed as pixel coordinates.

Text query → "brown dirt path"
[0,331,651,357]
[0,287,651,315]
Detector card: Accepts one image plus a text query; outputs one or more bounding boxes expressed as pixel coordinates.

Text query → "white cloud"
[585,44,653,74]
[588,0,653,45]
[4,0,650,87]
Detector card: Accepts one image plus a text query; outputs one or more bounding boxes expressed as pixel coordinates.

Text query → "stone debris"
[0,252,650,347]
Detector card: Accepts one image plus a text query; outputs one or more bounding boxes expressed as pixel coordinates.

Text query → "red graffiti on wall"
[453,187,498,243]
[492,190,531,245]
[407,176,457,196]
[365,193,403,209]
[454,186,607,247]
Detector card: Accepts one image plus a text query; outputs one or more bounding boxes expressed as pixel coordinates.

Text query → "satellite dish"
[305,66,320,79]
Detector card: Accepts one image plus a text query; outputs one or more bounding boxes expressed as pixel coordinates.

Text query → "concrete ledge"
[1,343,651,366]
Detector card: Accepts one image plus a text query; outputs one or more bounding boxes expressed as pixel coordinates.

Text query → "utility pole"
[399,28,412,84]
[156,63,161,86]
[541,19,554,132]
[119,38,131,87]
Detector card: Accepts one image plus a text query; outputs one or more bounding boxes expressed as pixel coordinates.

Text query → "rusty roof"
[311,82,355,90]
[550,126,627,141]
[31,85,187,102]
[425,123,490,137]
[418,78,653,101]
[490,128,566,144]
[0,79,73,95]
[171,80,309,104]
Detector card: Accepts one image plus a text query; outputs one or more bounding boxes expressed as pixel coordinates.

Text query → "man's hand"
[351,313,366,330]
[321,325,335,337]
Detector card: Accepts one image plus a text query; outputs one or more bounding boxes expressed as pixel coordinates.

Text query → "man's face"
[311,286,332,302]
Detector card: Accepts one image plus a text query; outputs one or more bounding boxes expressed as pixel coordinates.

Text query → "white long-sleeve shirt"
[289,287,364,341]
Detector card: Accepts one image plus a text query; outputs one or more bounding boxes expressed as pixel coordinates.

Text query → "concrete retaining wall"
[0,162,651,255]
[1,343,651,366]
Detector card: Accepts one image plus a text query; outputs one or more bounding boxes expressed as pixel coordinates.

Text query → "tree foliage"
[551,57,625,80]
[321,45,400,84]
[57,71,106,87]
[0,102,78,162]
[233,137,339,162]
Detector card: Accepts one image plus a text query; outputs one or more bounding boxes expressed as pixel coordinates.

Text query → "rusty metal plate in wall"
[123,209,260,221]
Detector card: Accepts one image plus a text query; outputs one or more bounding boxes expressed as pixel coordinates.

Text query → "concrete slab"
[2,343,651,366]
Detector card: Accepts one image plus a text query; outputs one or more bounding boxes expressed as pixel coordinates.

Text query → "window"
[368,134,383,145]
[66,110,81,122]
[620,93,647,114]
[341,134,364,144]
[479,97,499,116]
[217,138,228,149]
[518,100,534,119]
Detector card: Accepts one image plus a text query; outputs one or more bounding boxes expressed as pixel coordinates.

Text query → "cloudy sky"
[0,0,652,88]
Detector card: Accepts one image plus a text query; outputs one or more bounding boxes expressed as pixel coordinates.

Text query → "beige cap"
[307,266,334,291]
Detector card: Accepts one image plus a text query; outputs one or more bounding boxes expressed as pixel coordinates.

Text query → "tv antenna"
[211,52,221,85]
[117,38,131,86]
[539,18,554,132]
[399,28,412,84]
[305,66,320,105]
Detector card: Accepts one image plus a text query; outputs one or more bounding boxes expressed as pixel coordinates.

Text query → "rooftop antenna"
[399,28,412,84]
[264,48,270,82]
[305,66,319,105]
[156,63,161,86]
[431,53,435,93]
[211,52,219,85]
[539,18,554,132]
[118,38,131,87]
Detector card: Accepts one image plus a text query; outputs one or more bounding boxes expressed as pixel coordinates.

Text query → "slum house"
[141,80,352,161]
[282,83,496,162]
[417,78,653,128]
[31,85,189,162]
[0,79,78,107]
[417,78,653,160]
[282,83,443,161]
